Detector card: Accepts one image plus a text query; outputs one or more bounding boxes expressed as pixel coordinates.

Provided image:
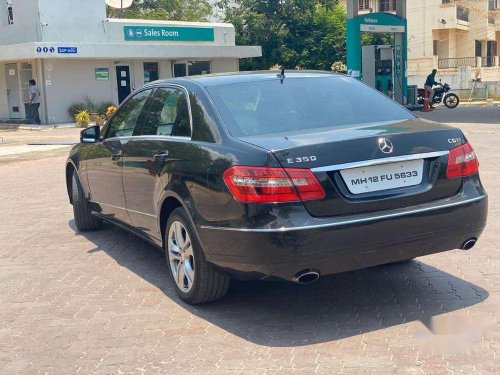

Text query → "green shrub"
[68,102,86,119]
[75,110,91,127]
[69,98,116,120]
[82,96,99,113]
[97,101,116,116]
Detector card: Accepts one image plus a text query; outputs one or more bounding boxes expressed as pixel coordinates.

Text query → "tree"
[108,0,213,22]
[218,0,346,71]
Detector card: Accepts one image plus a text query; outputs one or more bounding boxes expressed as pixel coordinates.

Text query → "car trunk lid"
[238,118,465,218]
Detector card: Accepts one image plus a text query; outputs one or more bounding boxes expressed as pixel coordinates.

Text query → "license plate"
[340,159,424,195]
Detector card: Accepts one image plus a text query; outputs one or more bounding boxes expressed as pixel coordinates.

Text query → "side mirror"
[80,125,100,144]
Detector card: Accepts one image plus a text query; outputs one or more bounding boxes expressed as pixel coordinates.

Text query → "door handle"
[152,151,169,161]
[111,151,122,161]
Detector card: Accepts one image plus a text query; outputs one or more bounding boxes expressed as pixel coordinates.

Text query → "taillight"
[223,166,326,203]
[446,142,479,179]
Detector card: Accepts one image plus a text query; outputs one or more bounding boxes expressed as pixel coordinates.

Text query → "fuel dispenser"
[362,45,394,98]
[346,11,407,105]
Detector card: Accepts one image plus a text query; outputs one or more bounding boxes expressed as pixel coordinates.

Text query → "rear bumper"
[197,178,487,281]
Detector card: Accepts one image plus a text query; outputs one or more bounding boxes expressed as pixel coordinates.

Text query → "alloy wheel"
[167,221,195,293]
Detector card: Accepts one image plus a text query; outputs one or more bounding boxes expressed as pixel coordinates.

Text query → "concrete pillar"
[347,0,358,19]
[396,0,406,18]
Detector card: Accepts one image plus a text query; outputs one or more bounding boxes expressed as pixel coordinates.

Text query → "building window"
[457,6,469,22]
[488,0,498,11]
[173,61,211,78]
[143,62,159,84]
[188,61,210,76]
[359,0,370,10]
[475,41,482,57]
[379,0,396,12]
[433,40,438,56]
[7,0,13,25]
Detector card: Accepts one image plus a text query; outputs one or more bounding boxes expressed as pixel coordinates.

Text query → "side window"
[190,93,219,143]
[140,87,191,137]
[106,89,152,138]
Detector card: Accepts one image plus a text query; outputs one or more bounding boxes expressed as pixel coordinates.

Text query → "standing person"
[28,79,41,124]
[424,69,439,109]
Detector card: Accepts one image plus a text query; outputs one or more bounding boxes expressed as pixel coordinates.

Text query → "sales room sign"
[124,26,215,42]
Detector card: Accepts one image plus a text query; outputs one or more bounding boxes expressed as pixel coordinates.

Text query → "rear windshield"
[207,76,415,136]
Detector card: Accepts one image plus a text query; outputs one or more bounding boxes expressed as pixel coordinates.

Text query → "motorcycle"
[417,81,460,109]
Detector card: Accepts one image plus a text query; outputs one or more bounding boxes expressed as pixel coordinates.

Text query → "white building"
[0,0,261,124]
[341,1,500,93]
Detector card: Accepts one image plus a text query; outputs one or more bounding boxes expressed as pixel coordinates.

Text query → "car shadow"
[69,220,489,347]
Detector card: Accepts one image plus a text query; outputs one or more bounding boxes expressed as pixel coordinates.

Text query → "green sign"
[95,68,109,81]
[124,26,215,42]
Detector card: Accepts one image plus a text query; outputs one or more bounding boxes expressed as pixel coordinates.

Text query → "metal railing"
[457,6,469,22]
[438,57,477,69]
[481,56,496,67]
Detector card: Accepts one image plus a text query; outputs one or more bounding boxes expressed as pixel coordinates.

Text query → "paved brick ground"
[0,121,498,374]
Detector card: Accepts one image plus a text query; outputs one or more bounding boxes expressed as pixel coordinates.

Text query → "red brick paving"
[0,123,498,374]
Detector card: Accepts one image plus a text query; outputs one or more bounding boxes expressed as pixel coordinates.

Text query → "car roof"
[149,70,344,88]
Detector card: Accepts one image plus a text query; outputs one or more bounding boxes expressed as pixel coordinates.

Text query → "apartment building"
[341,0,500,90]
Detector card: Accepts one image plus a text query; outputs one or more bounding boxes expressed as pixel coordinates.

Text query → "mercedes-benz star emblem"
[378,138,394,154]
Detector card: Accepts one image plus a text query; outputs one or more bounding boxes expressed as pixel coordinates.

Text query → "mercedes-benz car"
[66,71,488,304]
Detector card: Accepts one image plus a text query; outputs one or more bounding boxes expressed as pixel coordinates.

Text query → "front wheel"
[165,208,230,304]
[444,93,460,109]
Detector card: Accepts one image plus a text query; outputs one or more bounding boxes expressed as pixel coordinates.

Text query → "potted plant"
[105,105,117,120]
[83,96,99,120]
[75,110,91,128]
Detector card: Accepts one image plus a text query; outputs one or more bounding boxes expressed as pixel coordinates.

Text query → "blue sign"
[35,46,59,54]
[58,47,78,54]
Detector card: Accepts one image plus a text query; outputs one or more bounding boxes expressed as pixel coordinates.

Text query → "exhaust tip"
[461,238,477,250]
[293,270,320,285]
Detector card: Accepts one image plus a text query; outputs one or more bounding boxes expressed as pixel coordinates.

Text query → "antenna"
[105,0,133,17]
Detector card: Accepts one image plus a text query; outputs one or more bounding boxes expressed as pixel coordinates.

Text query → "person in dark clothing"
[424,69,439,109]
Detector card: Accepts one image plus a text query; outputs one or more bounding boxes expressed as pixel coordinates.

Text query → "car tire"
[71,171,103,231]
[165,207,230,304]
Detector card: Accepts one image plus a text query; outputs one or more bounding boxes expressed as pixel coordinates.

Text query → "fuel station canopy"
[346,12,408,105]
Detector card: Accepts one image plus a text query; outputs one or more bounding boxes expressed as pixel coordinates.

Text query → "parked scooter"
[417,81,460,109]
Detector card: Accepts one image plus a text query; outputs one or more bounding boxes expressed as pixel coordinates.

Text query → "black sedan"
[66,71,487,304]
